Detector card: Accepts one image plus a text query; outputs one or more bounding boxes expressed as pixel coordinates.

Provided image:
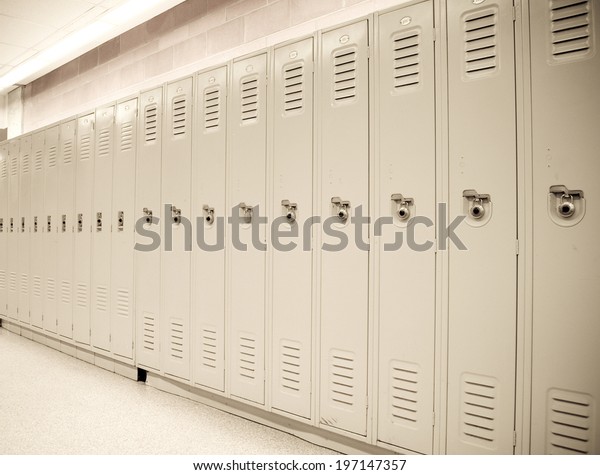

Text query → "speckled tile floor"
[0,327,336,455]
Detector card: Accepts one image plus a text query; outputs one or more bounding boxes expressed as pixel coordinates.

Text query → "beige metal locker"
[529,0,600,455]
[91,105,115,351]
[73,114,95,344]
[377,1,436,453]
[7,139,20,321]
[43,127,59,334]
[57,120,76,338]
[30,132,45,329]
[319,20,370,436]
[228,53,268,404]
[135,88,163,371]
[161,78,193,381]
[18,135,32,324]
[111,98,137,360]
[192,66,227,392]
[271,38,314,419]
[0,143,8,316]
[446,0,517,454]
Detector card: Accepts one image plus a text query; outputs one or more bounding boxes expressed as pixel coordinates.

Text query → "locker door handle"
[77,214,83,232]
[281,200,297,223]
[47,216,52,233]
[143,208,153,224]
[239,203,253,224]
[10,218,14,233]
[171,206,181,224]
[62,215,67,233]
[203,205,215,225]
[21,217,25,233]
[331,197,350,222]
[96,212,103,231]
[391,193,414,221]
[463,189,490,220]
[117,211,124,231]
[0,218,3,233]
[33,216,37,233]
[549,185,583,219]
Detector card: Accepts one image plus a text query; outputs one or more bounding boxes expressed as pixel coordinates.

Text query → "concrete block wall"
[22,0,407,132]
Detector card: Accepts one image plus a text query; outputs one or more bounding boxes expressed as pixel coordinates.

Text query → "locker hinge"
[432,27,437,43]
[72,324,74,331]
[432,412,435,426]
[515,239,520,255]
[513,431,517,447]
[109,334,112,343]
[512,6,517,22]
[132,341,134,350]
[90,329,92,336]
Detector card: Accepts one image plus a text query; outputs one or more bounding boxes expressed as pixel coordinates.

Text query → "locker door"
[377,2,436,453]
[228,53,268,404]
[319,20,369,436]
[0,144,8,316]
[43,127,59,333]
[18,135,32,324]
[135,89,163,371]
[529,0,600,455]
[91,105,114,351]
[30,132,45,328]
[446,0,517,454]
[73,114,95,345]
[162,78,193,380]
[271,39,314,418]
[111,98,137,360]
[192,66,227,392]
[57,120,76,338]
[7,139,20,320]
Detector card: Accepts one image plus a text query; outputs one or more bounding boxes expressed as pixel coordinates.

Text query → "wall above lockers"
[21,0,410,133]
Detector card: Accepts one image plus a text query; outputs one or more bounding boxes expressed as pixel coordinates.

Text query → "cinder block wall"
[22,0,405,132]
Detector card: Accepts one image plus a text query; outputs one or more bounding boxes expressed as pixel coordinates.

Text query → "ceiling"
[0,0,185,93]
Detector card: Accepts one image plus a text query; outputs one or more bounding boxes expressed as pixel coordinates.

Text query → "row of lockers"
[1,0,598,454]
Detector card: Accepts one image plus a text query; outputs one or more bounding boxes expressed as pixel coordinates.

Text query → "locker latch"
[77,213,83,233]
[96,212,103,232]
[117,211,124,231]
[549,185,583,219]
[47,216,52,232]
[239,203,253,224]
[21,217,25,233]
[10,218,13,233]
[171,206,181,225]
[33,216,37,233]
[463,190,490,220]
[62,215,67,233]
[143,208,153,225]
[0,218,3,233]
[203,205,215,225]
[281,200,297,224]
[391,193,414,221]
[331,197,350,222]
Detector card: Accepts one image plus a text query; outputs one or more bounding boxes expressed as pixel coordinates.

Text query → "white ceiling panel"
[0,42,28,65]
[0,0,96,30]
[0,15,55,49]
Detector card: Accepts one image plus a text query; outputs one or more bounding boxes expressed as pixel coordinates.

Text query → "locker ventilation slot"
[33,276,41,297]
[98,129,111,158]
[79,134,91,161]
[0,157,6,179]
[464,9,498,76]
[283,62,304,114]
[61,281,71,305]
[46,278,55,301]
[34,149,43,171]
[22,153,30,174]
[95,285,108,312]
[144,105,158,143]
[460,374,497,448]
[550,0,592,60]
[10,156,17,176]
[280,340,302,392]
[142,313,156,351]
[0,270,6,290]
[62,140,73,164]
[241,76,259,123]
[48,146,57,168]
[201,327,218,369]
[76,282,88,308]
[120,122,133,152]
[239,333,256,380]
[9,272,17,293]
[20,274,28,295]
[116,288,129,317]
[172,97,187,136]
[330,350,355,407]
[204,88,221,131]
[170,319,185,359]
[390,361,419,426]
[547,389,594,454]
[393,31,420,90]
[333,49,357,103]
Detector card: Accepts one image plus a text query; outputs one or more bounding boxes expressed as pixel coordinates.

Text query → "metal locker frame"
[57,120,77,338]
[191,66,228,393]
[73,113,95,345]
[135,88,163,372]
[0,142,8,317]
[227,52,269,405]
[161,77,193,381]
[270,37,315,420]
[7,138,20,321]
[18,135,32,324]
[110,98,138,361]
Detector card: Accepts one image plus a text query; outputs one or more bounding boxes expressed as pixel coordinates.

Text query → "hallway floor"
[0,327,335,455]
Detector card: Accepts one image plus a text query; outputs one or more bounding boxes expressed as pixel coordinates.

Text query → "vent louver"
[47,146,57,168]
[330,350,355,407]
[464,9,498,77]
[63,140,73,164]
[333,49,357,103]
[461,374,497,448]
[170,319,184,359]
[241,76,259,123]
[34,149,43,171]
[390,361,420,426]
[142,313,156,351]
[280,340,302,392]
[551,0,593,60]
[79,134,91,161]
[172,97,187,136]
[204,88,221,131]
[393,31,421,90]
[283,62,304,114]
[201,327,218,369]
[98,129,111,158]
[239,333,256,380]
[21,153,30,174]
[547,389,594,454]
[120,122,133,152]
[144,105,158,143]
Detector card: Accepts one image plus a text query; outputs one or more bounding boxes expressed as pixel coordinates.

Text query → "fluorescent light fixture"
[103,0,164,26]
